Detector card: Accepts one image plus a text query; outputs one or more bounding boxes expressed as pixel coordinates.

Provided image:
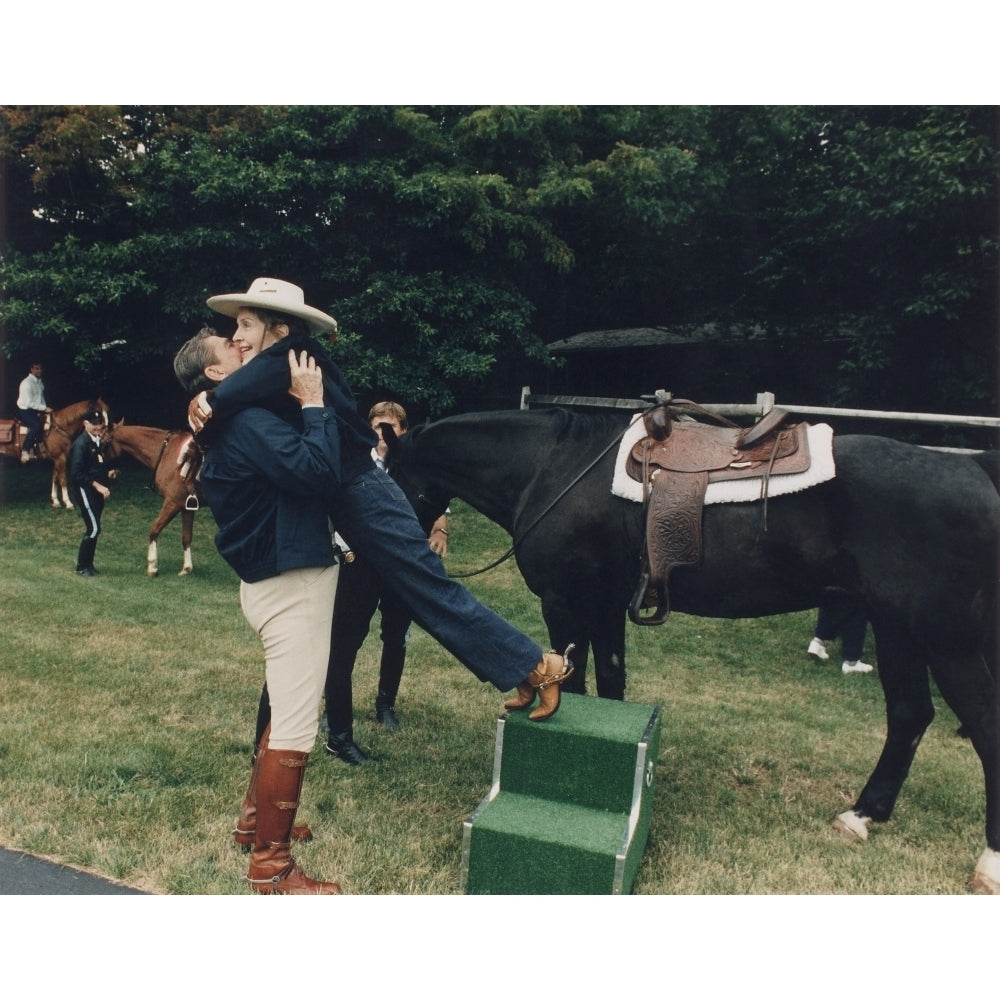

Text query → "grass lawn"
[0,457,987,898]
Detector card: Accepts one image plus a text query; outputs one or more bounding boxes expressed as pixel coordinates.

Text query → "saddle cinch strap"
[626,404,811,626]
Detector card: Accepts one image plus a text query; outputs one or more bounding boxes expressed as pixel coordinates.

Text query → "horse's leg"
[539,591,590,695]
[591,607,627,700]
[927,649,999,893]
[179,508,195,576]
[833,622,935,842]
[56,457,73,508]
[49,456,68,509]
[147,500,181,578]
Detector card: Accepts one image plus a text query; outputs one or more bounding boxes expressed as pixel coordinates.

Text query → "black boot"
[324,731,369,765]
[76,536,97,575]
[375,694,400,731]
[375,643,405,731]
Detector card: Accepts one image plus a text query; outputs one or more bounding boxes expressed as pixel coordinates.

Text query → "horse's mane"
[52,398,108,421]
[533,406,631,445]
[429,407,628,442]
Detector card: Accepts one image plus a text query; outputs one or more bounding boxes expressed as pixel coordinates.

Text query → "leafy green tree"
[2,105,996,424]
[732,106,999,411]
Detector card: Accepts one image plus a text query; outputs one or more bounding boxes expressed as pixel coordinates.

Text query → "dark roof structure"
[546,322,854,355]
[546,323,771,355]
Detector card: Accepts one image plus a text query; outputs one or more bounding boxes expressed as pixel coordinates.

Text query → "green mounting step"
[461,693,662,894]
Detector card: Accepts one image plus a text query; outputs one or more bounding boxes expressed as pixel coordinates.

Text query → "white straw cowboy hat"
[206,277,338,335]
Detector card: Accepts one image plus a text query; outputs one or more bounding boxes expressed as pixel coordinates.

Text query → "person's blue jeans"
[331,466,542,691]
[17,409,42,453]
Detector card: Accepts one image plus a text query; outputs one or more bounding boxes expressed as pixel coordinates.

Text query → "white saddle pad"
[611,415,836,505]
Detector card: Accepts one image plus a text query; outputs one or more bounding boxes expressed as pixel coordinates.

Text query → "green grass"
[0,457,987,894]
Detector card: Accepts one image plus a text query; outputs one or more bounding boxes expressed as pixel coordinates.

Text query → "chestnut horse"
[103,421,202,576]
[37,398,111,509]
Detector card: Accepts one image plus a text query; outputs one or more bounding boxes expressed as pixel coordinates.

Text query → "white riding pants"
[240,564,339,751]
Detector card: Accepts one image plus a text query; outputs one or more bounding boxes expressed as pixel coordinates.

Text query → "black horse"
[386,407,1000,893]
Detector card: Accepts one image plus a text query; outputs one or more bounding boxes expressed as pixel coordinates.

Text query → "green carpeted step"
[498,693,661,811]
[462,792,634,894]
[461,694,662,894]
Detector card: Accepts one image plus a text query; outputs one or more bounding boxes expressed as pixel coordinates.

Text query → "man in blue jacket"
[174,330,344,895]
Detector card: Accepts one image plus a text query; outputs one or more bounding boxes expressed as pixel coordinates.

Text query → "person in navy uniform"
[68,408,115,576]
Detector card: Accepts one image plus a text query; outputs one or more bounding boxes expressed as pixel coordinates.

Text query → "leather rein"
[443,413,646,580]
[442,397,748,580]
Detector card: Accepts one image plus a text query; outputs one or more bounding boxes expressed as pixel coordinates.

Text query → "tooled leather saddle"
[626,400,811,625]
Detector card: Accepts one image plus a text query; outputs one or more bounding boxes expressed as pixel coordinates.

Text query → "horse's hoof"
[970,848,1000,894]
[832,809,870,843]
[147,569,159,578]
[177,567,192,577]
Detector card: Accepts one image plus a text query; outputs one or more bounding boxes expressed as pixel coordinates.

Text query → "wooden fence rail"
[520,388,1000,454]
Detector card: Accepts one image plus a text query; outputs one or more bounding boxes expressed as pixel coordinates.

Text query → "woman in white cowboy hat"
[176,278,573,893]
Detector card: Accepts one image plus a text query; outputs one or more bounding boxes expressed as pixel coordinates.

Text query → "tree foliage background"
[1,105,996,426]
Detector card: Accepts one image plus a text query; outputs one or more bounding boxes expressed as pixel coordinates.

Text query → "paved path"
[0,846,147,895]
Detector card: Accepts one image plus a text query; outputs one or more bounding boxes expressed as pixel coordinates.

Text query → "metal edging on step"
[613,706,662,894]
[459,716,506,891]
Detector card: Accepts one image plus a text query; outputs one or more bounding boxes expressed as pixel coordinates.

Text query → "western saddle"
[626,397,811,625]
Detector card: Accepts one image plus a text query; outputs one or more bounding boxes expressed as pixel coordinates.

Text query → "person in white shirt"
[16,361,50,462]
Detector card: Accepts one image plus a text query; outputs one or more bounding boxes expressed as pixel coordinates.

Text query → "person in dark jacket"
[68,408,115,576]
[177,284,574,892]
[173,328,344,895]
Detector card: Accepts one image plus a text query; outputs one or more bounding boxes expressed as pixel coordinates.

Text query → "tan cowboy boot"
[232,724,312,851]
[244,748,341,895]
[503,644,575,721]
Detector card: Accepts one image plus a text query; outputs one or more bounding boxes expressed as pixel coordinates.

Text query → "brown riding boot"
[503,644,575,721]
[233,724,312,851]
[244,748,341,895]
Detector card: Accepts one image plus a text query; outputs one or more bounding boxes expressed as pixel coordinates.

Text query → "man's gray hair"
[174,327,221,394]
